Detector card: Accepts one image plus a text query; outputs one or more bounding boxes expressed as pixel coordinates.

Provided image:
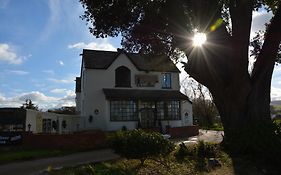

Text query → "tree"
[80,0,281,155]
[181,78,219,127]
[48,106,76,115]
[20,99,39,111]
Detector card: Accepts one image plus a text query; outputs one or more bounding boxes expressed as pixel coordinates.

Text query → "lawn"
[0,148,73,164]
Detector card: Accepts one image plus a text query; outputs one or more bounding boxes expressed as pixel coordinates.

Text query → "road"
[0,149,119,175]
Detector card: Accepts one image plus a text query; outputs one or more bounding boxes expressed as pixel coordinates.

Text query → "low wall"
[167,125,199,138]
[22,130,106,150]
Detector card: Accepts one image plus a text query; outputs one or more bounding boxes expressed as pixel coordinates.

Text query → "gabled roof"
[103,89,192,103]
[82,49,180,72]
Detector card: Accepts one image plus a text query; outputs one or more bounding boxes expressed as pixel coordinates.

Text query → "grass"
[201,123,224,131]
[0,148,73,164]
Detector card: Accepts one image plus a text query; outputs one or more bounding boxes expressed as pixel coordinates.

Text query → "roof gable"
[82,49,180,72]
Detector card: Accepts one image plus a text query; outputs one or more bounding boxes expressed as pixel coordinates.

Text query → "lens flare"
[193,33,207,47]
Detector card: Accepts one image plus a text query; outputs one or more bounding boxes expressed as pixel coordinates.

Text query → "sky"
[0,0,280,110]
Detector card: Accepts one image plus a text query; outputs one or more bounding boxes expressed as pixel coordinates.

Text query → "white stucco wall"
[25,110,80,134]
[78,53,192,131]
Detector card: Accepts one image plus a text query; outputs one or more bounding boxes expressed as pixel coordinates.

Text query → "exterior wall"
[25,110,80,134]
[79,53,192,131]
[75,92,81,114]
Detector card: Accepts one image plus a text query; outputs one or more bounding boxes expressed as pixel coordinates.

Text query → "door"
[139,101,156,128]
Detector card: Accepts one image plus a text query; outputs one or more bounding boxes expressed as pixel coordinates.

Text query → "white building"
[0,108,80,134]
[76,49,193,132]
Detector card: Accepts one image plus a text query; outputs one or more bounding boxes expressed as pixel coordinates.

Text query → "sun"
[193,32,207,47]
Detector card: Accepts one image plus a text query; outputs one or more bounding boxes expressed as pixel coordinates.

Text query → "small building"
[0,108,79,134]
[76,49,193,132]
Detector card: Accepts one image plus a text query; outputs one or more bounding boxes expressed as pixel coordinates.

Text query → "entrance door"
[139,101,156,128]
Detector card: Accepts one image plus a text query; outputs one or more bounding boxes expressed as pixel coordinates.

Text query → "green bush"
[197,141,218,158]
[109,129,174,163]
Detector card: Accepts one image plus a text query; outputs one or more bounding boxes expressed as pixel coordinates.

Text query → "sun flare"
[193,32,207,47]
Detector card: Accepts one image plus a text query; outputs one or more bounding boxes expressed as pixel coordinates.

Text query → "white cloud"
[0,91,75,110]
[50,88,70,94]
[68,39,116,51]
[0,43,23,64]
[58,60,64,66]
[251,10,273,37]
[271,87,281,101]
[8,70,29,75]
[42,70,55,75]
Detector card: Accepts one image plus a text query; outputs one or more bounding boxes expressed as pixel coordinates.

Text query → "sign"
[0,132,23,145]
[135,74,158,87]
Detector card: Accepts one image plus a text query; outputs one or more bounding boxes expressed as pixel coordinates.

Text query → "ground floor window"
[110,100,138,121]
[156,101,181,120]
[109,100,181,121]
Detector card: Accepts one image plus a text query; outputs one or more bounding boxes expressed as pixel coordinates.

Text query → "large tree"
[80,0,281,154]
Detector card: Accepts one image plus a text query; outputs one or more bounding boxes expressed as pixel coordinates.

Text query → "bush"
[175,142,190,161]
[197,141,218,158]
[109,129,174,163]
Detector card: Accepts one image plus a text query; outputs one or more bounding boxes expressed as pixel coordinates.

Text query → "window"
[161,73,171,88]
[110,100,138,121]
[42,119,52,133]
[115,66,131,87]
[156,101,180,120]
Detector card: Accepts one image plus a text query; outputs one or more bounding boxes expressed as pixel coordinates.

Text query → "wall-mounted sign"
[0,132,23,145]
[135,74,158,87]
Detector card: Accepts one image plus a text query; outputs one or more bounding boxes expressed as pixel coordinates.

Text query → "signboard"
[135,74,158,87]
[0,132,23,145]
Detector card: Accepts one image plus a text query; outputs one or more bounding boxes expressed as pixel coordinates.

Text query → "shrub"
[175,143,189,161]
[197,141,218,158]
[109,129,174,163]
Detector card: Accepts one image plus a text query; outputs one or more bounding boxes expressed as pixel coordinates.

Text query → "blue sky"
[0,0,280,109]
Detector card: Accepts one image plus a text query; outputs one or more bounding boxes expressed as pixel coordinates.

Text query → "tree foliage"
[48,106,76,115]
[20,99,39,111]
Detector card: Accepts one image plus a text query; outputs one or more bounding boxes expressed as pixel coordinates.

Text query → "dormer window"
[115,66,131,87]
[161,73,171,89]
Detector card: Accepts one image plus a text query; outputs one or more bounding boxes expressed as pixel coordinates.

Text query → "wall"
[25,110,80,134]
[167,125,199,138]
[22,130,106,150]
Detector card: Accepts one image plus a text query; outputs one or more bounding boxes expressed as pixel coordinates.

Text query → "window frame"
[115,66,131,87]
[161,73,172,89]
[110,100,138,121]
[156,100,181,120]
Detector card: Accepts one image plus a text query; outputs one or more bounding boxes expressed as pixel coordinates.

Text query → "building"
[0,108,79,134]
[76,49,193,132]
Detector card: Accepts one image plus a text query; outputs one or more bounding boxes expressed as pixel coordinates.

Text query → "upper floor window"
[115,66,131,87]
[161,73,171,89]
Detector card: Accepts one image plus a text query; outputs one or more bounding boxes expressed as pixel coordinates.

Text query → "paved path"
[175,129,224,145]
[0,149,119,175]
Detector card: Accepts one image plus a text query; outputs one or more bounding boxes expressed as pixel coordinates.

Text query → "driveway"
[0,149,119,175]
[175,129,224,145]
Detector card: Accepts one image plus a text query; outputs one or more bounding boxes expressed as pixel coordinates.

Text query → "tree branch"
[251,3,281,81]
[229,0,254,69]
